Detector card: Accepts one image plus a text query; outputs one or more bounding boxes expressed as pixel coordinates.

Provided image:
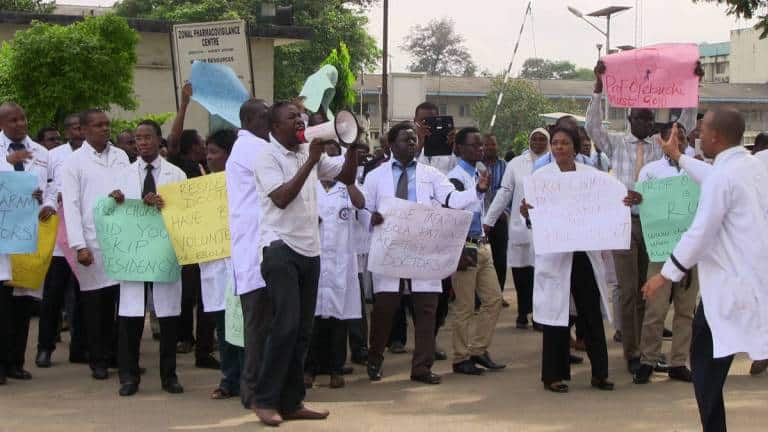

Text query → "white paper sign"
[368,197,472,280]
[524,171,631,254]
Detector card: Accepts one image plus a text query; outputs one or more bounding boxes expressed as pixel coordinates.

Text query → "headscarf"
[528,127,550,143]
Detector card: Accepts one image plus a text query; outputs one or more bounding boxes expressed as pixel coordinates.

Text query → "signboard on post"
[170,20,253,104]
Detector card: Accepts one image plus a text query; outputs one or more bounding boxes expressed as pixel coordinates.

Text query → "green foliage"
[111,112,175,136]
[0,0,54,13]
[574,67,594,80]
[520,58,585,80]
[320,42,357,112]
[511,131,529,154]
[401,17,476,76]
[694,0,768,38]
[0,15,138,132]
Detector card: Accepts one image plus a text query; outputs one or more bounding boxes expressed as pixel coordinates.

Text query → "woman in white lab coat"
[521,127,614,393]
[305,141,365,389]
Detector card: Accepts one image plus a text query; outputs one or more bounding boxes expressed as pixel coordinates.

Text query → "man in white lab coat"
[62,109,130,380]
[108,120,186,396]
[0,102,56,382]
[643,112,768,432]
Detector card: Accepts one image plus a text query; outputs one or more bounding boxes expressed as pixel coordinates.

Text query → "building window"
[715,62,727,75]
[459,104,471,117]
[609,106,626,121]
[439,104,448,115]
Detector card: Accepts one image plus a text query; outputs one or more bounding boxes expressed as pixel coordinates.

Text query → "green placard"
[94,197,181,283]
[636,176,700,262]
[225,278,244,347]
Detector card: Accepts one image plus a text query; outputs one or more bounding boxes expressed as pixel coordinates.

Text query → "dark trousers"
[118,303,178,385]
[691,303,734,432]
[179,264,216,357]
[369,290,438,377]
[541,253,608,384]
[254,241,320,413]
[511,266,534,323]
[81,285,119,371]
[64,276,88,358]
[348,273,369,357]
[0,285,35,370]
[306,317,348,375]
[435,279,451,335]
[38,257,74,352]
[488,217,508,291]
[240,288,271,410]
[214,310,244,394]
[388,296,410,346]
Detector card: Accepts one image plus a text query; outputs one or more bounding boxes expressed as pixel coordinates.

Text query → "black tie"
[143,164,156,197]
[9,142,25,171]
[396,164,409,200]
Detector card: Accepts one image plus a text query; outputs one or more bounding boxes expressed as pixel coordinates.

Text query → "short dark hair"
[239,98,267,126]
[709,109,745,146]
[207,128,237,154]
[79,109,105,127]
[455,127,481,147]
[268,101,295,130]
[555,115,577,128]
[387,121,415,144]
[504,149,516,162]
[549,126,581,154]
[179,129,200,155]
[36,126,58,142]
[755,132,768,148]
[63,114,80,128]
[137,120,162,137]
[414,101,439,117]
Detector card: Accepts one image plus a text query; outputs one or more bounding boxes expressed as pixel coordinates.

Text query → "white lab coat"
[662,148,768,360]
[61,141,130,291]
[530,162,613,327]
[362,160,484,294]
[115,157,186,317]
[49,143,78,257]
[199,257,232,313]
[225,130,267,295]
[316,182,362,319]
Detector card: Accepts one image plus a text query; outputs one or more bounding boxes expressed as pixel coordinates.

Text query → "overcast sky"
[364,0,758,74]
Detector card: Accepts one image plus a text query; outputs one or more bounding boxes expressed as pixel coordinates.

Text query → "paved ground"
[1,290,767,432]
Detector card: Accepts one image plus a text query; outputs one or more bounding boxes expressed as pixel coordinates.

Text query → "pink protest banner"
[55,204,79,281]
[602,43,699,108]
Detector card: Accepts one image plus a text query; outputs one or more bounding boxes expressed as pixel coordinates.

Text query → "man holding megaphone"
[250,101,361,426]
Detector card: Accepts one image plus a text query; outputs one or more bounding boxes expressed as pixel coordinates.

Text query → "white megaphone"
[297,110,359,145]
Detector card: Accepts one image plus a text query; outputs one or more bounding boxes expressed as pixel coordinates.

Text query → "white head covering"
[528,127,550,143]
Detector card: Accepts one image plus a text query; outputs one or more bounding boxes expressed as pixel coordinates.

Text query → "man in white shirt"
[250,101,359,426]
[643,111,768,432]
[62,109,130,380]
[225,98,271,410]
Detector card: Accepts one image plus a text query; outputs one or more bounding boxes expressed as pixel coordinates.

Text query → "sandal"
[210,387,234,400]
[544,381,569,393]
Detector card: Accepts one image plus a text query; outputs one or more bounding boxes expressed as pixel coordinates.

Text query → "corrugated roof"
[699,42,730,57]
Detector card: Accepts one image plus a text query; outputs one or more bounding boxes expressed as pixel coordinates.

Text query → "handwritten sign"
[55,203,79,280]
[637,176,700,262]
[0,171,39,254]
[224,278,244,347]
[524,171,631,254]
[602,43,699,108]
[94,198,181,283]
[8,215,59,289]
[368,197,472,280]
[158,172,230,264]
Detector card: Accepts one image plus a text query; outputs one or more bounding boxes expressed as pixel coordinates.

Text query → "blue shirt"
[457,159,484,238]
[392,159,417,202]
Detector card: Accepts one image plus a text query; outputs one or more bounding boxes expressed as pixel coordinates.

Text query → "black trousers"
[541,253,608,384]
[254,241,320,413]
[348,273,369,357]
[179,264,216,357]
[38,257,77,352]
[81,285,119,370]
[240,288,272,410]
[306,317,348,375]
[0,285,35,370]
[435,278,451,335]
[691,303,734,432]
[388,296,410,346]
[511,266,534,323]
[488,217,508,291]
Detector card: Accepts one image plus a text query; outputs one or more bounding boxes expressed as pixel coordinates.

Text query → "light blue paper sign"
[299,64,338,120]
[189,61,250,128]
[0,171,39,254]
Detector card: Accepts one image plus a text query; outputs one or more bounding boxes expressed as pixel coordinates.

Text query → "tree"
[320,42,356,112]
[574,67,594,80]
[520,58,585,80]
[0,15,138,132]
[694,0,768,38]
[401,17,476,76]
[0,0,54,13]
[115,0,380,101]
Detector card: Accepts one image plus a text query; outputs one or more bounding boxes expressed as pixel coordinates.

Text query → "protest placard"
[0,171,39,254]
[158,172,230,265]
[8,215,59,289]
[224,277,244,347]
[189,61,250,127]
[637,176,700,262]
[602,43,699,108]
[55,203,79,280]
[368,197,472,280]
[524,171,631,254]
[94,198,181,283]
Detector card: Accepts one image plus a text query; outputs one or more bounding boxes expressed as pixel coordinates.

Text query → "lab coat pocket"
[717,273,752,321]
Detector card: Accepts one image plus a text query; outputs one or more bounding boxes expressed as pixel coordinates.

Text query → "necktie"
[143,164,156,197]
[396,164,409,200]
[634,140,645,181]
[9,142,25,171]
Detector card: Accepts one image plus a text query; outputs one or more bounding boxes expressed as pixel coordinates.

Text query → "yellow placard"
[9,214,59,289]
[158,172,231,265]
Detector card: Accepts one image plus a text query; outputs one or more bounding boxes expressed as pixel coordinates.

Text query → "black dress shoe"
[36,351,52,368]
[434,350,447,361]
[627,357,642,374]
[633,364,654,384]
[92,367,109,380]
[453,360,484,375]
[544,382,569,393]
[7,367,32,380]
[367,362,382,381]
[471,352,506,370]
[162,378,184,394]
[668,366,693,382]
[195,354,221,369]
[119,382,139,397]
[410,372,441,385]
[569,354,584,364]
[591,378,615,391]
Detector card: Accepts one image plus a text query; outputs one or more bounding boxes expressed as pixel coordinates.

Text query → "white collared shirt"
[136,156,161,186]
[638,157,687,182]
